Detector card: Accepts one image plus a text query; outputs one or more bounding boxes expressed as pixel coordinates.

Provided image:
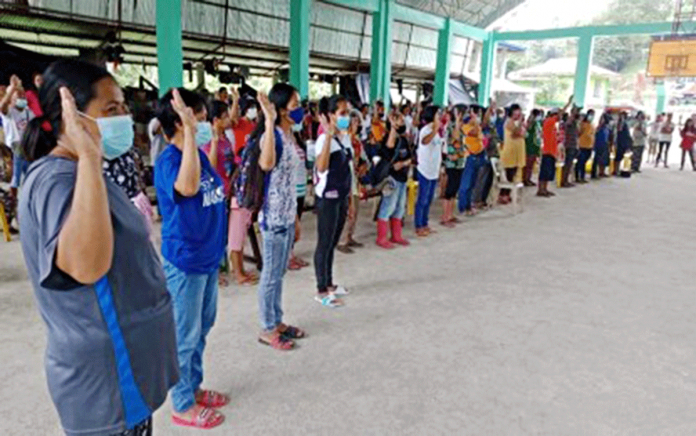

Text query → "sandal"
[236,274,258,286]
[288,258,303,271]
[195,390,230,408]
[336,245,354,254]
[218,275,230,288]
[440,220,456,228]
[172,406,225,429]
[280,325,306,339]
[347,239,364,248]
[295,257,310,267]
[315,294,344,308]
[330,285,349,296]
[258,334,295,350]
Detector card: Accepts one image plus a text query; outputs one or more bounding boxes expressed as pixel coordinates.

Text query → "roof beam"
[393,3,445,30]
[320,0,380,12]
[494,22,673,42]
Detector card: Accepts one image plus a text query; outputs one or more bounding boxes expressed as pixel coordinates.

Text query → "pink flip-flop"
[196,390,230,408]
[172,406,225,429]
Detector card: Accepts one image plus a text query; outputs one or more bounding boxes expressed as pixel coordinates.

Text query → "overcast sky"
[490,0,612,31]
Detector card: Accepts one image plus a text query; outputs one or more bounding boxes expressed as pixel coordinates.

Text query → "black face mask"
[396,125,407,135]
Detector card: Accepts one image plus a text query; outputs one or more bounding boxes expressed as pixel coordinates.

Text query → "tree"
[590,0,674,72]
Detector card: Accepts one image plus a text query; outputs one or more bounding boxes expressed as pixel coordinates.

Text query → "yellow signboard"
[648,39,696,77]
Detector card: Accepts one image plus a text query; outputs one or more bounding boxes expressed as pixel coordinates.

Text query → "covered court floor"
[1,165,695,435]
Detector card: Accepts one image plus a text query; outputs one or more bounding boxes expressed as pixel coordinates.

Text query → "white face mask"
[246,107,258,120]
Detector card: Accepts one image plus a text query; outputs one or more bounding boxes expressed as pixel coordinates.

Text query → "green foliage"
[534,76,570,106]
[591,0,674,72]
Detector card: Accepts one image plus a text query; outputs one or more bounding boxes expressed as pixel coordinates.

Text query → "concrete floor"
[1,164,696,435]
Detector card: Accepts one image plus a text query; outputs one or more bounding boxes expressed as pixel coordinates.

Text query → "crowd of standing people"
[2,58,696,435]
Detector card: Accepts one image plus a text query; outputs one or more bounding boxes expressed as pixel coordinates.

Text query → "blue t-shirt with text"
[155,145,227,274]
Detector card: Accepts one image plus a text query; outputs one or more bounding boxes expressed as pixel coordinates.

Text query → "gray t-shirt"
[633,121,647,147]
[19,156,178,436]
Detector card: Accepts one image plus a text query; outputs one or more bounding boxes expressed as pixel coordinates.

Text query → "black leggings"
[444,168,464,199]
[314,196,348,293]
[681,149,695,170]
[656,141,671,165]
[500,167,517,196]
[297,195,306,220]
[113,418,152,436]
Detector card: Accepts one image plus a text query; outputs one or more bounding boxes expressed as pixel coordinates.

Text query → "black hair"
[21,59,113,162]
[509,104,521,116]
[318,94,346,116]
[210,100,229,121]
[240,98,258,117]
[530,109,541,118]
[452,104,468,118]
[156,88,208,139]
[469,105,483,117]
[360,103,369,112]
[583,109,595,122]
[375,100,384,108]
[218,86,228,95]
[246,82,298,148]
[421,105,440,125]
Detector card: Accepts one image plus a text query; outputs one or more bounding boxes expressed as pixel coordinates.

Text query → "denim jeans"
[458,153,485,212]
[258,223,294,332]
[163,259,219,413]
[377,178,407,220]
[10,152,29,189]
[576,148,592,180]
[414,170,437,229]
[315,197,348,293]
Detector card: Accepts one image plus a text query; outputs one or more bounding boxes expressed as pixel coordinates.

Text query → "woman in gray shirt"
[18,59,178,435]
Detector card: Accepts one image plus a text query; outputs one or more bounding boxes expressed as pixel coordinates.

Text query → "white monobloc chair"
[490,157,523,215]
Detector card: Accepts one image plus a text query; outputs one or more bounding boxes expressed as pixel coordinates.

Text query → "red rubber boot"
[376,219,395,249]
[389,218,410,246]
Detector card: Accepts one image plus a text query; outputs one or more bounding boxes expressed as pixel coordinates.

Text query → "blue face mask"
[336,115,350,131]
[15,98,27,110]
[195,121,213,147]
[87,114,134,160]
[289,107,305,125]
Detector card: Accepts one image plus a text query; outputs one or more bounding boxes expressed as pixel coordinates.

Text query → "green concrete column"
[290,0,311,99]
[656,81,666,114]
[573,34,594,107]
[156,0,183,97]
[433,18,453,107]
[370,0,393,105]
[478,34,495,106]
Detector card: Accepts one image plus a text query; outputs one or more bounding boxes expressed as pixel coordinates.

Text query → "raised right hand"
[258,92,276,126]
[9,75,21,89]
[171,88,198,132]
[59,87,102,159]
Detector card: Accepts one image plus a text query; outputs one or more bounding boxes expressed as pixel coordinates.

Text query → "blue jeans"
[414,170,437,229]
[458,153,485,212]
[163,259,219,413]
[258,224,294,332]
[11,153,28,189]
[377,178,407,220]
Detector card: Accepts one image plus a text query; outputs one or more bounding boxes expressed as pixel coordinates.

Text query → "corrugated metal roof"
[396,0,525,27]
[0,0,513,84]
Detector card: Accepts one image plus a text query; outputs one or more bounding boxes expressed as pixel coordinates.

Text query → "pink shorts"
[228,202,252,253]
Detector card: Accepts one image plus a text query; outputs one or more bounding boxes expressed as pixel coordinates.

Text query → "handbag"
[369,138,402,190]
